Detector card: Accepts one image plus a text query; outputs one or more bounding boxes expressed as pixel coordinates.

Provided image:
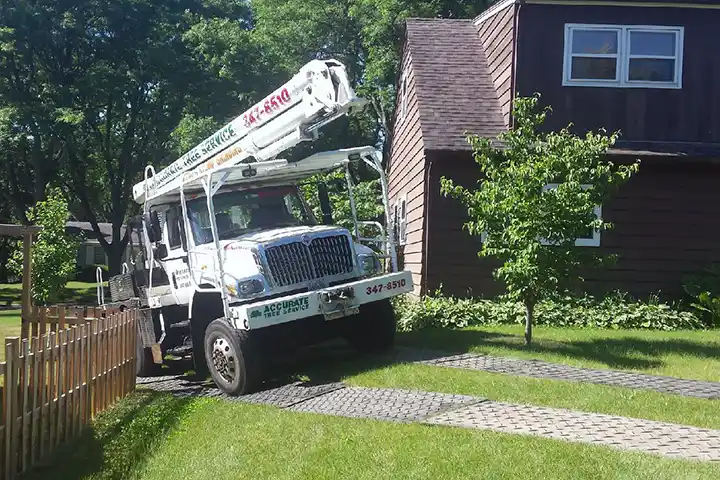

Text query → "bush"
[74,264,109,283]
[394,290,704,333]
[7,187,80,304]
[682,264,720,328]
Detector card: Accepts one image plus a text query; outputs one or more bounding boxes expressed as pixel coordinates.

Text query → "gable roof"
[66,222,140,245]
[404,18,507,151]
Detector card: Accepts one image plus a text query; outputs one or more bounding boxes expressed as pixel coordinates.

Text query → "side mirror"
[317,182,334,225]
[143,211,163,243]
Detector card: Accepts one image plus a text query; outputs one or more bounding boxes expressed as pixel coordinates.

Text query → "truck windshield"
[186,185,316,245]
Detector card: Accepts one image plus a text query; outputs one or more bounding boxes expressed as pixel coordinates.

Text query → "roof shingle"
[405,18,507,151]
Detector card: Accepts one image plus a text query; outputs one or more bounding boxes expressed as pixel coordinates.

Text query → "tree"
[299,170,385,241]
[1,1,258,275]
[440,94,640,346]
[9,187,80,305]
[349,0,491,158]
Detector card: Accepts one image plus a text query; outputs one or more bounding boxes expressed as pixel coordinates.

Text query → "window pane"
[571,29,618,54]
[577,226,595,240]
[630,31,676,56]
[571,57,617,80]
[628,58,675,82]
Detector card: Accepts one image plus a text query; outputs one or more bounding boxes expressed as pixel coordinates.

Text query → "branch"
[62,143,111,250]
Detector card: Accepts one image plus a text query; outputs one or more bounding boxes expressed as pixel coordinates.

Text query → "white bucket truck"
[102,59,413,395]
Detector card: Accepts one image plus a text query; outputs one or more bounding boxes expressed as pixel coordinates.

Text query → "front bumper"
[228,269,413,330]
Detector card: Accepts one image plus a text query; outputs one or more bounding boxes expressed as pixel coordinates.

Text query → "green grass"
[278,328,720,432]
[0,309,21,361]
[0,281,102,307]
[397,325,720,382]
[23,391,720,480]
[344,361,720,430]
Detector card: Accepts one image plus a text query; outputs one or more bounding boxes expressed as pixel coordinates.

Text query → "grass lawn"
[0,309,21,361]
[397,325,720,382]
[23,391,720,480]
[0,281,102,307]
[277,325,720,431]
[342,361,720,430]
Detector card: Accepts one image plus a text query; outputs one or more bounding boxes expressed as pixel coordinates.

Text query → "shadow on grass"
[396,328,720,371]
[139,326,720,395]
[23,391,194,480]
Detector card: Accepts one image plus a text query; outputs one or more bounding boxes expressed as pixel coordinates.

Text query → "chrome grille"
[264,234,354,287]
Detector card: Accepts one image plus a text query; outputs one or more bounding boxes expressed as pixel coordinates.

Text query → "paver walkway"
[397,347,720,399]
[137,375,720,462]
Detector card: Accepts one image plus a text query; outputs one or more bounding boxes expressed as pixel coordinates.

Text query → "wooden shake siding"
[388,46,426,295]
[580,161,720,298]
[428,157,720,300]
[476,4,516,126]
[425,152,505,298]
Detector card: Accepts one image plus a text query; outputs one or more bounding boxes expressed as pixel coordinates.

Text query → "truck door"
[162,205,194,304]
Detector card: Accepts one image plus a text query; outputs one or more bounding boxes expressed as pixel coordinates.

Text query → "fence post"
[4,338,19,480]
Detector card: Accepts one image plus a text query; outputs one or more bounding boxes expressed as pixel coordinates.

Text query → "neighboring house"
[388,0,720,299]
[66,222,137,269]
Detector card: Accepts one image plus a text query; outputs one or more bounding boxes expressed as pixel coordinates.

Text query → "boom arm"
[133,58,366,204]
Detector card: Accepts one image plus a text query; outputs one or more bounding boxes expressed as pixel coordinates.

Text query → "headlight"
[237,278,264,297]
[358,253,380,276]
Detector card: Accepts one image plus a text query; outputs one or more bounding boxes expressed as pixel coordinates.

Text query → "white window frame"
[398,194,407,245]
[562,23,684,89]
[540,183,601,247]
[393,194,407,246]
[397,72,408,121]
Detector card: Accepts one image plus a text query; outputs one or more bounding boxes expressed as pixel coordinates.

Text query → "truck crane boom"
[133,58,365,204]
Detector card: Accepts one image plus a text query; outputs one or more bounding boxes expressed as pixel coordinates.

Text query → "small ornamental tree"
[440,94,640,346]
[9,187,80,305]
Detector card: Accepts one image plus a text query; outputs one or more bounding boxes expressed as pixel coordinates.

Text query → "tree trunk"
[106,243,124,276]
[524,298,534,346]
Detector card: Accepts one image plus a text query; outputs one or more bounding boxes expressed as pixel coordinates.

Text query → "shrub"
[439,94,640,345]
[394,290,704,333]
[8,187,80,304]
[682,264,720,328]
[74,264,109,283]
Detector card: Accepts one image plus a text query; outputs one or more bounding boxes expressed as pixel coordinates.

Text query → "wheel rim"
[211,335,237,384]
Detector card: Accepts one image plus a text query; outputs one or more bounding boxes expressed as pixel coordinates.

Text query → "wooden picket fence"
[0,306,138,479]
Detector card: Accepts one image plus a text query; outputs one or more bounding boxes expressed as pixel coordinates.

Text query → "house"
[66,222,137,270]
[388,0,720,299]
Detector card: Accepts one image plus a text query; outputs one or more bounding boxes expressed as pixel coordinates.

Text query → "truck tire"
[345,299,396,353]
[204,319,262,396]
[136,332,161,377]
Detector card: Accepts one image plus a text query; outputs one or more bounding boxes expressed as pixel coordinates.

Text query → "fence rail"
[1,307,137,479]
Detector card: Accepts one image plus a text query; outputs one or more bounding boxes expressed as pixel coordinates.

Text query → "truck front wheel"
[344,299,397,353]
[204,319,262,396]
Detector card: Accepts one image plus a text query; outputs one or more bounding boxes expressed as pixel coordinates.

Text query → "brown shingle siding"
[475,4,516,127]
[387,42,427,295]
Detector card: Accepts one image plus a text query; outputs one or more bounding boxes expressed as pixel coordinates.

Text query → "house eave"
[473,0,518,25]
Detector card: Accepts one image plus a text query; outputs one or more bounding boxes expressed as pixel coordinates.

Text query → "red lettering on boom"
[241,88,292,129]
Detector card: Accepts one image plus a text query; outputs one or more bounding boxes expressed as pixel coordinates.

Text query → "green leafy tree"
[299,170,385,240]
[9,187,80,305]
[1,0,255,275]
[440,94,640,345]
